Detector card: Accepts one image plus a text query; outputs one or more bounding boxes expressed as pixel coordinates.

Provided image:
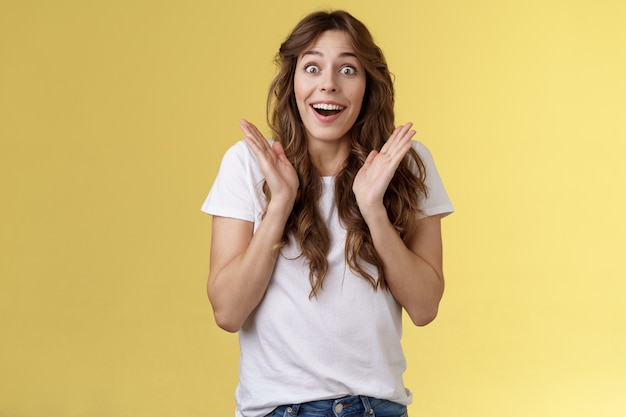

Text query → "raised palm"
[240,119,299,208]
[353,123,415,215]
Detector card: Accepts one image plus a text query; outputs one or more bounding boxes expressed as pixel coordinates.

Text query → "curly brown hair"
[265,10,428,297]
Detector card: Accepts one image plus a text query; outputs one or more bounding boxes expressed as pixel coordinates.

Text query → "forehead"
[300,30,357,58]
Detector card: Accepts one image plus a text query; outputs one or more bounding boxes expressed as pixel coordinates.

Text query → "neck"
[307,137,350,177]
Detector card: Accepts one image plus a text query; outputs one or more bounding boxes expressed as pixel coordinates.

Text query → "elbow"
[209,303,244,333]
[210,295,244,332]
[207,286,243,333]
[402,286,443,327]
[408,275,444,327]
[213,311,242,333]
[408,306,439,327]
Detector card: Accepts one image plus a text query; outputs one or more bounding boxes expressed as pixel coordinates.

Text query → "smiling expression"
[294,30,366,148]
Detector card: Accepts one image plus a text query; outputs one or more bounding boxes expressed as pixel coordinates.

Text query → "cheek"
[294,88,306,117]
[350,85,366,112]
[293,74,308,101]
[348,75,366,105]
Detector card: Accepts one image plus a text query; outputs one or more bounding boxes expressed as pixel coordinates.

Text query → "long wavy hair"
[266,10,428,297]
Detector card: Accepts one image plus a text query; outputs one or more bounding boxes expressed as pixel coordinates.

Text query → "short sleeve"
[413,141,454,218]
[201,140,265,222]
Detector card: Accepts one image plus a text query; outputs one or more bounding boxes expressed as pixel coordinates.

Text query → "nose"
[319,71,338,93]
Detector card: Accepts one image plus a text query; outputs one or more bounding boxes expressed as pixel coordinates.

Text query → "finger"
[247,120,266,140]
[385,124,404,146]
[241,119,272,155]
[242,128,275,168]
[382,123,412,154]
[390,123,414,148]
[240,119,267,143]
[241,125,263,152]
[240,118,257,141]
[387,125,415,160]
[240,119,262,142]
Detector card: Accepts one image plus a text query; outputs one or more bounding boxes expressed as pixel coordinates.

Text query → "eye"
[340,66,357,76]
[304,64,320,74]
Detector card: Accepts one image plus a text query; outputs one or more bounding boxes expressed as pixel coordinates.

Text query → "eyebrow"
[301,50,358,59]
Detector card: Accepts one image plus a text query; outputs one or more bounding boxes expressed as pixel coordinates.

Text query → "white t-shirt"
[202,140,453,417]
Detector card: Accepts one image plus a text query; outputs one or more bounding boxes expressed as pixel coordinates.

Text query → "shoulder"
[410,141,454,217]
[202,139,269,220]
[410,141,435,164]
[222,139,276,165]
[222,139,253,163]
[218,139,266,178]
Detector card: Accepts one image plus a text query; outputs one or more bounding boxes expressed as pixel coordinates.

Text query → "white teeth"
[312,103,344,111]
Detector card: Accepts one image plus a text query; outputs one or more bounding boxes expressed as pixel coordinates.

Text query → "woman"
[202,10,453,417]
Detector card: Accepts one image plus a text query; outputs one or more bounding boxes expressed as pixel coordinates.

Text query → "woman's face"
[294,30,366,147]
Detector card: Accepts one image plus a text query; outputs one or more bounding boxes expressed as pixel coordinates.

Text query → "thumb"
[272,141,293,166]
[363,150,378,166]
[271,140,285,156]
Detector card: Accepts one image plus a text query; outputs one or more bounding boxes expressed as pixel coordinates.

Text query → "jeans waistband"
[286,395,376,416]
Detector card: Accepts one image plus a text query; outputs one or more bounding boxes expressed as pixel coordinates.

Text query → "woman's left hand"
[352,122,415,219]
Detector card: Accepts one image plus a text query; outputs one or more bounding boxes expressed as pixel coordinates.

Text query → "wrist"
[358,202,388,225]
[265,198,295,220]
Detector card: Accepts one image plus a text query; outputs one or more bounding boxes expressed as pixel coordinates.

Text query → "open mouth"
[312,103,344,117]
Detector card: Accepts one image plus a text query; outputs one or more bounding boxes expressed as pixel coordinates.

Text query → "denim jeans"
[263,395,408,417]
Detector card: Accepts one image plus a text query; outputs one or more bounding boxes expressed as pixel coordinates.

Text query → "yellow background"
[1,0,625,416]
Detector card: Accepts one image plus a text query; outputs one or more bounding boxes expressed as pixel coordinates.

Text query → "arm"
[207,119,299,332]
[361,211,445,326]
[208,206,291,332]
[353,123,445,326]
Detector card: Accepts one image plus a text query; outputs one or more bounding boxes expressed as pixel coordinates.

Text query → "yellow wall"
[1,1,624,416]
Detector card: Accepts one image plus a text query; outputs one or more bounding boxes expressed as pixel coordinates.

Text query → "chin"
[310,131,350,142]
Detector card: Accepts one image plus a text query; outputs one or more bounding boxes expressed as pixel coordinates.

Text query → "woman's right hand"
[240,119,299,209]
